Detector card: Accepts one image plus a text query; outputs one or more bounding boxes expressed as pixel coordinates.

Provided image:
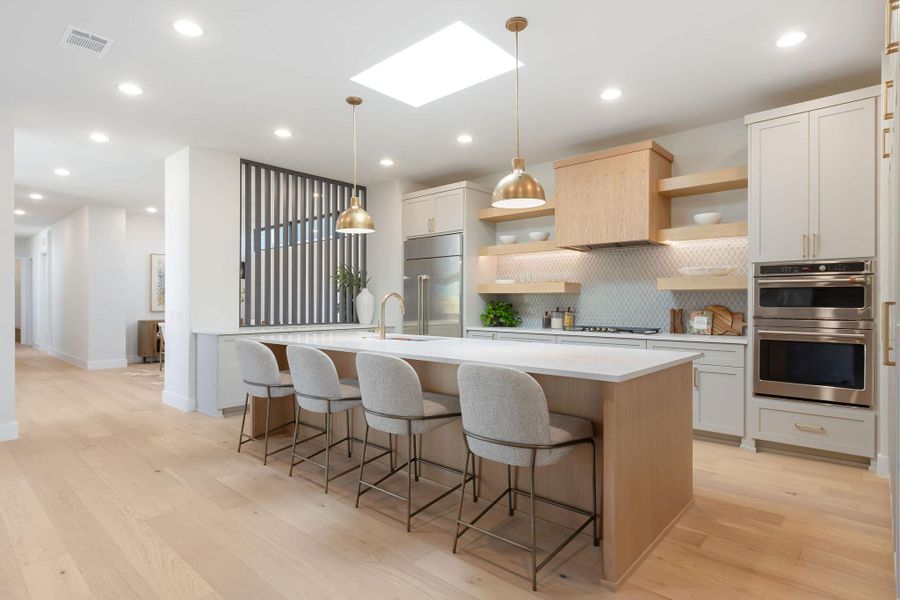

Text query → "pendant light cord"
[352,104,358,198]
[514,29,520,158]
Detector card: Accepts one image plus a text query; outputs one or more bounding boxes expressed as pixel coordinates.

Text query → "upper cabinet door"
[402,197,434,238]
[809,98,876,260]
[749,113,810,262]
[432,189,465,233]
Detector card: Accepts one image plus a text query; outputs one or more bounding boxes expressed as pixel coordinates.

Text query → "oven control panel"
[757,261,870,275]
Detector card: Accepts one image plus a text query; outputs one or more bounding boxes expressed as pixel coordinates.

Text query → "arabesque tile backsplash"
[494,238,748,331]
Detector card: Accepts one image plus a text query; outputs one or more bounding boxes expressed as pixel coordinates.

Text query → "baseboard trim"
[163,390,195,413]
[47,348,87,369]
[86,358,128,370]
[0,420,19,442]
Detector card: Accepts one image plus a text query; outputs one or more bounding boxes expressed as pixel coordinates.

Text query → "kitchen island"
[248,331,700,590]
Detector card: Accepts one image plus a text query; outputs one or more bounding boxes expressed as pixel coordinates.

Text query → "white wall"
[86,206,127,369]
[125,213,164,362]
[0,104,16,441]
[14,260,20,331]
[50,207,90,366]
[164,147,240,412]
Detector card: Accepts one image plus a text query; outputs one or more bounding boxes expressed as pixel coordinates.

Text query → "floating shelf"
[658,166,748,198]
[657,221,748,242]
[479,240,567,256]
[656,276,748,291]
[478,282,581,295]
[478,203,556,223]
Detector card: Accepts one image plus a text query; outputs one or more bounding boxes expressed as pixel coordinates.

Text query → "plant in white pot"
[333,265,374,324]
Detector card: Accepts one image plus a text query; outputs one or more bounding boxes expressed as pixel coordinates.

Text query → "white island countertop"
[248,331,701,383]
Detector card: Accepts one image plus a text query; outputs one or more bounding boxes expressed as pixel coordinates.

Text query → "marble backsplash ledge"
[494,238,748,331]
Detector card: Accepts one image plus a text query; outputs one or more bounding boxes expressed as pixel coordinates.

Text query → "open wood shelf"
[656,276,748,291]
[477,282,581,295]
[658,166,748,198]
[657,221,748,242]
[478,239,565,256]
[477,203,556,223]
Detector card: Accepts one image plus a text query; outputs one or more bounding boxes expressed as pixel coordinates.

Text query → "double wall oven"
[753,259,874,408]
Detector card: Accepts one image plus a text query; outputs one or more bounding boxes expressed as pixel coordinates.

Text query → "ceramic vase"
[356,288,375,325]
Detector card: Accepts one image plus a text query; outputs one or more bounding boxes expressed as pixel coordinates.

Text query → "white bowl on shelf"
[498,234,518,245]
[494,278,515,284]
[528,231,550,241]
[677,266,736,277]
[693,212,723,225]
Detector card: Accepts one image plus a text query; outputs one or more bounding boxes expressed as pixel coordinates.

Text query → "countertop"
[247,331,701,383]
[193,323,377,336]
[466,326,748,345]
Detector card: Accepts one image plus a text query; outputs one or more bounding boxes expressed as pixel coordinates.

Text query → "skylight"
[350,21,519,108]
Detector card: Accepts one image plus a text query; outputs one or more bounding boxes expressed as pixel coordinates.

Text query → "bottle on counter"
[542,310,552,329]
[551,307,564,330]
[564,306,575,330]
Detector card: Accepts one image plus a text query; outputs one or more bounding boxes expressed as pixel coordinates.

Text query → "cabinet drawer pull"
[794,422,826,434]
[886,80,895,120]
[883,301,896,366]
[883,127,892,159]
[801,234,808,258]
[693,367,699,389]
[888,1,900,54]
[811,233,818,258]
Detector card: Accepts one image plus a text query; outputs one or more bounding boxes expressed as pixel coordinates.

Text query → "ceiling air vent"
[58,26,114,58]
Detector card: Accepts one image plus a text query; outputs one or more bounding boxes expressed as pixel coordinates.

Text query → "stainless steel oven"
[753,259,874,321]
[754,318,874,407]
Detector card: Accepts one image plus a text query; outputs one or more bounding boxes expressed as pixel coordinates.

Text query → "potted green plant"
[480,300,522,327]
[333,265,373,324]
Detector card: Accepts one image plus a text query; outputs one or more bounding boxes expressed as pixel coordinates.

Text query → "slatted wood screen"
[240,159,367,326]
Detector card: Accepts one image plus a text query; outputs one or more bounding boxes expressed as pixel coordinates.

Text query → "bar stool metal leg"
[262,393,272,466]
[346,411,353,458]
[324,412,332,494]
[355,424,370,508]
[507,464,514,515]
[237,393,250,453]
[406,428,413,532]
[529,450,537,592]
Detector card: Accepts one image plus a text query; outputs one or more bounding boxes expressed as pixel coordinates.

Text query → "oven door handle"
[756,329,868,340]
[755,276,872,285]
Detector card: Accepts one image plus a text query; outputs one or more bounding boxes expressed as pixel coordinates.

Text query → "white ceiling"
[2,0,881,238]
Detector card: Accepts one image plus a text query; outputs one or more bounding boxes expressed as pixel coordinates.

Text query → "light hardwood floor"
[2,345,895,599]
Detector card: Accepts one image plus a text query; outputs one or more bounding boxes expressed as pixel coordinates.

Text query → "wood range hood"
[553,140,673,250]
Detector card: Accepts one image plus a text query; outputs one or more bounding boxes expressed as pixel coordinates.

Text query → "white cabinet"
[693,365,744,436]
[402,188,464,238]
[466,331,495,340]
[748,93,877,262]
[557,337,646,349]
[495,332,555,343]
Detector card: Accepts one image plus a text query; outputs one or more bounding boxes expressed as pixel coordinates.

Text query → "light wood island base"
[253,344,693,589]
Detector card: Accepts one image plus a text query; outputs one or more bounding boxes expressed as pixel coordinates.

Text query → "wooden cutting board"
[705,305,745,336]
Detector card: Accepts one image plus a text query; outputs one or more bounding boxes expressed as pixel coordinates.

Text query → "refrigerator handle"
[422,275,429,335]
[416,275,424,335]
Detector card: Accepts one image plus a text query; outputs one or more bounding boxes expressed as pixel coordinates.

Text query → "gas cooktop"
[574,325,661,335]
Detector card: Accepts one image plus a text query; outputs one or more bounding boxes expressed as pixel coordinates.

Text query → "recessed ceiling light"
[118,82,144,96]
[54,168,70,176]
[379,158,394,167]
[274,128,292,138]
[13,209,25,216]
[776,31,807,47]
[456,134,473,144]
[173,19,204,37]
[89,132,109,143]
[600,88,623,101]
[351,21,519,108]
[29,193,43,200]
[146,206,158,214]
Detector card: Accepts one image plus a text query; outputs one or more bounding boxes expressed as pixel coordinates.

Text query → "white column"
[0,104,17,441]
[164,147,240,412]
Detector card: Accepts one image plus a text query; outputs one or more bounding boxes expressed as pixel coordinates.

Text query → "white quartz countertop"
[194,323,377,336]
[466,326,748,345]
[247,331,701,383]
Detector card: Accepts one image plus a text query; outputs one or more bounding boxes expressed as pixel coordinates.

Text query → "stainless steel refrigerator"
[403,233,463,337]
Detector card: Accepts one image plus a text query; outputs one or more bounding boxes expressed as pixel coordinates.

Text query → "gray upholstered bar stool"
[286,345,391,493]
[354,352,476,532]
[234,339,296,465]
[453,363,598,592]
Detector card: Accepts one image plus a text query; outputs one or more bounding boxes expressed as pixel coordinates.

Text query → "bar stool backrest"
[234,339,282,396]
[286,345,341,399]
[356,352,424,433]
[457,363,552,467]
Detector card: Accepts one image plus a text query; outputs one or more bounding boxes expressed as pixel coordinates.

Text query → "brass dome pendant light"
[492,16,545,209]
[336,96,375,234]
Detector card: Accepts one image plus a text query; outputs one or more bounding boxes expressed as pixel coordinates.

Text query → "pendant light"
[336,96,375,234]
[492,16,545,209]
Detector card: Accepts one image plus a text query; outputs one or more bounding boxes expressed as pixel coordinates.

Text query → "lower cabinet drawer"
[495,333,556,343]
[557,337,647,349]
[466,331,495,340]
[647,340,745,367]
[752,400,875,457]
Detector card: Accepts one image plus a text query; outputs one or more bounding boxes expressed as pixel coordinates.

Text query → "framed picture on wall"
[150,253,165,312]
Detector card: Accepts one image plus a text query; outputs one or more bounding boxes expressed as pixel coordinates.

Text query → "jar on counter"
[563,307,575,330]
[550,307,564,330]
[542,311,551,329]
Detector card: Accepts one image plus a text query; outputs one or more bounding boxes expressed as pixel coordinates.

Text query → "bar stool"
[453,363,598,592]
[234,339,296,465]
[354,352,476,532]
[286,345,391,493]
